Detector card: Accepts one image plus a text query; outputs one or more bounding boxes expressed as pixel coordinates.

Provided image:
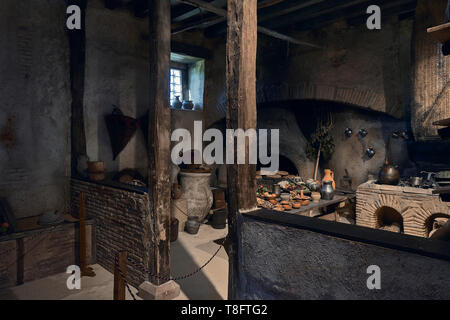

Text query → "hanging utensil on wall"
[105,107,139,160]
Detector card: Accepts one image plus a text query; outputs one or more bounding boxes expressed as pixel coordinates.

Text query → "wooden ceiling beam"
[286,0,415,31]
[176,0,320,47]
[205,0,327,36]
[172,0,226,22]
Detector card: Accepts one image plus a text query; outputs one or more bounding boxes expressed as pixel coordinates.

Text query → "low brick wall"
[71,178,151,288]
[0,221,94,289]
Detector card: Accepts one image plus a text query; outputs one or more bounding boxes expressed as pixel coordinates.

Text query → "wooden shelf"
[427,22,450,43]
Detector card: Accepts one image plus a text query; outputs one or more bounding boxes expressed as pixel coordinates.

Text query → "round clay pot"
[180,172,213,221]
[312,192,321,203]
[282,205,292,211]
[293,203,301,209]
[185,218,200,235]
[211,208,227,230]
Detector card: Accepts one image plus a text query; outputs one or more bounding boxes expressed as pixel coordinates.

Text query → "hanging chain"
[124,234,226,283]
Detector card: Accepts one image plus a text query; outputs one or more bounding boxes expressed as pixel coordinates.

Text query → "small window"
[170,68,183,102]
[170,52,205,111]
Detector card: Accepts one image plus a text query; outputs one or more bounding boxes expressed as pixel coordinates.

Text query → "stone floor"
[0,224,228,300]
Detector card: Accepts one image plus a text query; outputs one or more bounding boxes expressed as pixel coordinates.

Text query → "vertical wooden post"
[147,0,172,285]
[226,0,258,300]
[68,0,87,175]
[79,192,95,277]
[114,251,127,300]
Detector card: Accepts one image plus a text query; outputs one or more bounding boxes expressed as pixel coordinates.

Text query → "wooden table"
[270,194,354,221]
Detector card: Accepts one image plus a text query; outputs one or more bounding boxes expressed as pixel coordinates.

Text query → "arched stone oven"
[356,181,450,238]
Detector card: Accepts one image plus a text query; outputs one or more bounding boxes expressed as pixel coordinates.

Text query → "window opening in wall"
[170,68,183,103]
[170,52,205,111]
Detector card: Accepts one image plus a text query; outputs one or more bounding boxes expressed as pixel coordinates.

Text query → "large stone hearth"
[356,181,450,238]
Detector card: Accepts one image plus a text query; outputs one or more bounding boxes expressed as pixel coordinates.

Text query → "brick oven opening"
[426,214,450,238]
[375,206,404,233]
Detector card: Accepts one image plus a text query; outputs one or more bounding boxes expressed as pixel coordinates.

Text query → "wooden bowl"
[87,161,105,173]
[292,203,301,209]
[282,205,292,211]
[300,199,310,206]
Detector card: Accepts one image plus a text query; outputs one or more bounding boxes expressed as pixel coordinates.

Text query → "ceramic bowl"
[280,193,290,202]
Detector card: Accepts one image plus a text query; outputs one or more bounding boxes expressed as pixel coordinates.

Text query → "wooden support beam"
[113,251,127,300]
[226,0,258,299]
[79,192,95,277]
[177,0,320,47]
[68,0,87,175]
[147,0,172,285]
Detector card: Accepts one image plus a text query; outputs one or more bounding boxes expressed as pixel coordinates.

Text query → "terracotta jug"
[322,169,336,190]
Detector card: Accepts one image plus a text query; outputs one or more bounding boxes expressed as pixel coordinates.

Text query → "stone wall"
[0,221,94,289]
[0,0,72,219]
[71,178,150,288]
[412,0,450,140]
[238,214,450,299]
[356,181,450,238]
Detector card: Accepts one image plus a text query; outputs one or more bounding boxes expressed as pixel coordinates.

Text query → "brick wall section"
[356,181,450,238]
[215,82,387,117]
[71,179,151,288]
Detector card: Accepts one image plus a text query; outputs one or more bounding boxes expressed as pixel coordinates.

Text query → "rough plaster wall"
[258,107,315,177]
[279,18,413,119]
[84,0,149,173]
[203,17,413,124]
[189,60,205,110]
[84,5,210,174]
[0,0,71,219]
[258,105,415,189]
[326,109,416,189]
[240,218,450,299]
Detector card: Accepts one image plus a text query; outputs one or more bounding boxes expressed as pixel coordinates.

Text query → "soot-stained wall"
[257,104,415,189]
[0,0,71,219]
